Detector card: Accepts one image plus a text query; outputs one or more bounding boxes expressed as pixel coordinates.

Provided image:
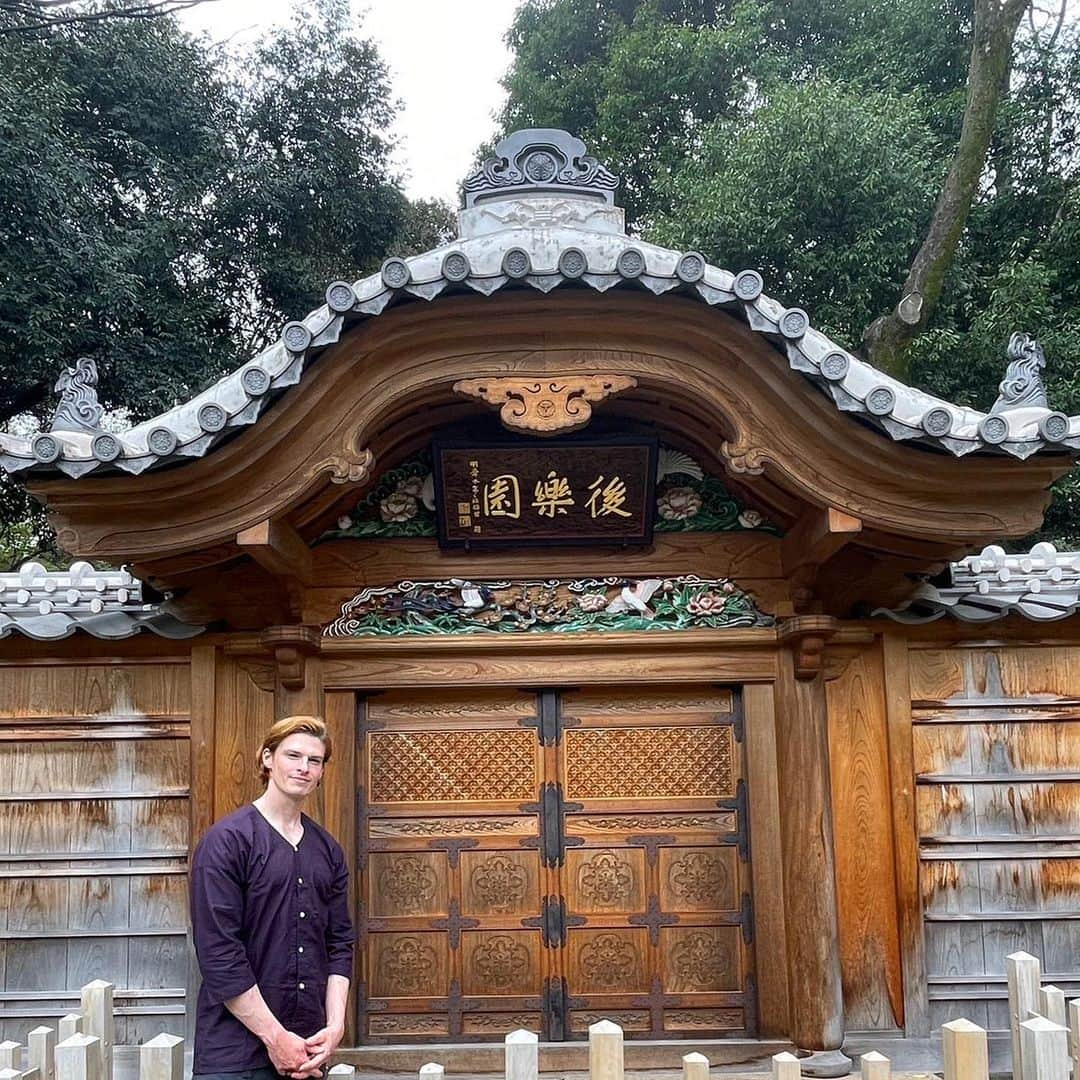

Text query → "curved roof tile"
[4,129,1075,480]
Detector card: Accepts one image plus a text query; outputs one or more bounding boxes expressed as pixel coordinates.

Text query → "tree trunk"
[863,0,1031,379]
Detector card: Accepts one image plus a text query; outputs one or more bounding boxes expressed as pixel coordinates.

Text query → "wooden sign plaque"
[433,437,658,548]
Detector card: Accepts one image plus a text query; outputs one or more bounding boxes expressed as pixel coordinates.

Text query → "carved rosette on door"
[356,686,755,1042]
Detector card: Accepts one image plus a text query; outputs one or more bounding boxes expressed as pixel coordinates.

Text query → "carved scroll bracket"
[453,373,636,436]
[260,624,321,691]
[313,437,375,486]
[778,615,838,681]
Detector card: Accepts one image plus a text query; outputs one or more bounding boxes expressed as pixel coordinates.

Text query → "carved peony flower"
[380,491,418,522]
[397,475,425,498]
[577,592,608,613]
[337,514,353,530]
[657,486,702,521]
[687,591,728,616]
[738,509,763,528]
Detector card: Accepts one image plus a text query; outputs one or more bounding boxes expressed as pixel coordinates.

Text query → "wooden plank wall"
[0,660,191,1044]
[908,644,1080,1031]
[826,646,904,1032]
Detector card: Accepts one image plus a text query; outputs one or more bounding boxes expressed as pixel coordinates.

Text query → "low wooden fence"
[0,957,1076,1080]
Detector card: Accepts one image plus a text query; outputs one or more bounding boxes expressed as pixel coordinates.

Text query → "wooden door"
[356,685,754,1042]
[559,687,754,1039]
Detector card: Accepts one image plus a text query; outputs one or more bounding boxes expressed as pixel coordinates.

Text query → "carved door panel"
[357,685,754,1043]
[358,689,551,1041]
[557,687,755,1039]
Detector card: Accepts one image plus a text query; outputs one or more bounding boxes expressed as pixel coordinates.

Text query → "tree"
[497,0,1080,547]
[0,0,216,36]
[0,0,452,567]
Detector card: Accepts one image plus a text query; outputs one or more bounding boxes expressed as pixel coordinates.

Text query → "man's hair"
[257,715,332,784]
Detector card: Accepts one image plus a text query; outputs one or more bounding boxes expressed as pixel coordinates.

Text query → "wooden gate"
[356,685,754,1042]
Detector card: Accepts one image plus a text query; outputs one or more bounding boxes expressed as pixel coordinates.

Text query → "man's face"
[263,732,327,800]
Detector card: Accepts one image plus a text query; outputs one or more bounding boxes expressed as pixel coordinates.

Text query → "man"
[191,715,353,1080]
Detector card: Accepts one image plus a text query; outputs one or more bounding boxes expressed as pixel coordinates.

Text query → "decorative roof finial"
[990,332,1048,413]
[462,129,619,208]
[49,357,104,433]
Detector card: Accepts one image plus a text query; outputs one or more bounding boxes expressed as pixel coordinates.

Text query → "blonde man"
[190,716,353,1080]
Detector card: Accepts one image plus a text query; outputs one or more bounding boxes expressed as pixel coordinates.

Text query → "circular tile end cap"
[865,386,896,416]
[502,247,533,279]
[921,407,953,437]
[558,247,588,279]
[441,251,471,282]
[91,433,121,462]
[820,352,850,382]
[325,281,357,313]
[676,251,706,283]
[1039,411,1070,443]
[616,248,646,278]
[380,257,412,289]
[733,269,763,300]
[31,433,62,464]
[282,321,312,354]
[197,402,228,433]
[147,426,178,456]
[778,307,809,340]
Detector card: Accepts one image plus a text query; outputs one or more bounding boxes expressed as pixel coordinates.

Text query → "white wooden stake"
[1068,1000,1079,1078]
[1020,1016,1068,1080]
[55,1035,100,1080]
[0,1068,21,1080]
[79,981,113,1080]
[22,1068,42,1080]
[0,1045,20,1072]
[56,1020,81,1046]
[1039,987,1067,1028]
[860,1050,890,1080]
[28,1027,55,1080]
[682,1051,709,1080]
[943,1018,989,1080]
[418,1064,443,1080]
[505,1028,538,1080]
[588,1020,623,1080]
[772,1051,801,1080]
[327,1067,355,1080]
[1008,951,1042,1080]
[138,1035,183,1080]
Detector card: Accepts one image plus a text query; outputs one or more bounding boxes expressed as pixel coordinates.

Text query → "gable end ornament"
[50,357,104,433]
[991,332,1048,413]
[453,374,636,436]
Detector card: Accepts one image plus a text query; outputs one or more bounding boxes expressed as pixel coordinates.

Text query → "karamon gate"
[1,131,1078,1075]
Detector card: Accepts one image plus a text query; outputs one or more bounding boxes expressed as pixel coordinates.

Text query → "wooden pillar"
[774,620,850,1077]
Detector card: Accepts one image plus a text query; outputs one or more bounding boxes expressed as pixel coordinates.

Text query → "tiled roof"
[0,561,204,640]
[3,129,1076,480]
[875,542,1080,623]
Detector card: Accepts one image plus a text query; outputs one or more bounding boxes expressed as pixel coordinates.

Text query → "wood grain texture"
[742,682,789,1038]
[882,633,928,1036]
[826,644,903,1031]
[774,649,844,1051]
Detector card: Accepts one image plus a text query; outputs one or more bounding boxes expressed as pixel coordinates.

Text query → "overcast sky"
[178,0,517,206]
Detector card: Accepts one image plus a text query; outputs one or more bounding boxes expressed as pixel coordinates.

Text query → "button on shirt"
[190,804,353,1073]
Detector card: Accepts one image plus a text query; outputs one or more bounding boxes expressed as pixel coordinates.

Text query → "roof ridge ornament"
[462,129,619,208]
[990,332,1048,413]
[49,356,104,433]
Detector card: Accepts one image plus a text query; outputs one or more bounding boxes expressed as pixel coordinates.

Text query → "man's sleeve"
[325,844,355,980]
[190,827,259,1005]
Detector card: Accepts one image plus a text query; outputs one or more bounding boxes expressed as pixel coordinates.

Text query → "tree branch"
[0,0,221,34]
[863,0,1032,379]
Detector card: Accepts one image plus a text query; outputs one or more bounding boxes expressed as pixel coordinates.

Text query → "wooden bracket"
[782,507,862,578]
[453,373,636,435]
[259,625,321,691]
[237,518,313,584]
[778,615,839,680]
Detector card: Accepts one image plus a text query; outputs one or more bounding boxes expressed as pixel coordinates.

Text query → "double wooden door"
[357,685,754,1042]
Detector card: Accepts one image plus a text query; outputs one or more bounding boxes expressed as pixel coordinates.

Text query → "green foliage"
[0,0,452,565]
[498,0,1080,547]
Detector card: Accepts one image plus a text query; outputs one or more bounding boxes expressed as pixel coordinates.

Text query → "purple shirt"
[190,804,354,1074]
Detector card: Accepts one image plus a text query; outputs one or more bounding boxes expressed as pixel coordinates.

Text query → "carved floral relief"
[578,850,634,906]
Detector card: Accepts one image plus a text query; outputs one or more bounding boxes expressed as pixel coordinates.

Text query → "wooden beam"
[782,506,863,577]
[236,518,312,583]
